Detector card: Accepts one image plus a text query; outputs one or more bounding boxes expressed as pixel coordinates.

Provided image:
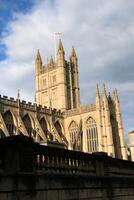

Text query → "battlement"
[64,104,96,117]
[0,94,63,117]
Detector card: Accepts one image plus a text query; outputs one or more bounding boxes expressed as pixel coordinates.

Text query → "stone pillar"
[35,50,42,105]
[82,123,88,153]
[69,62,74,109]
[70,47,80,109]
[96,84,103,152]
[103,84,115,157]
[114,89,127,160]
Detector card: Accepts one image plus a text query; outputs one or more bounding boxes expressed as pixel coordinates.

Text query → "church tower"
[35,40,80,111]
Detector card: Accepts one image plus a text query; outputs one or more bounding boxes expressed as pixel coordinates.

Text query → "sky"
[0,0,134,142]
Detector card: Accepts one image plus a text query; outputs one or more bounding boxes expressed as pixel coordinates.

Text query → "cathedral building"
[0,39,128,160]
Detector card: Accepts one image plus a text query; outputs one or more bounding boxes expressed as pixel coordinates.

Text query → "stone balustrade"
[0,136,134,200]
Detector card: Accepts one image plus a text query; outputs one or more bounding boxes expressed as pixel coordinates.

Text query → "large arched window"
[23,114,33,137]
[86,117,98,152]
[69,121,78,147]
[40,118,53,141]
[3,111,15,136]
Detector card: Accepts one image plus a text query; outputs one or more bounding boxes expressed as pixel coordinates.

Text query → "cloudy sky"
[0,0,134,142]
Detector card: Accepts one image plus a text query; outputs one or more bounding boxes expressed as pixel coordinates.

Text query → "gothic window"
[69,121,78,147]
[86,117,98,152]
[23,114,33,137]
[3,111,15,136]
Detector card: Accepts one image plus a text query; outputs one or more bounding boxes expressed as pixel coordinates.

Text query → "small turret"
[35,50,42,75]
[70,46,77,58]
[69,46,80,108]
[70,46,78,69]
[114,89,119,103]
[102,83,107,97]
[58,39,64,52]
[57,39,65,67]
[102,83,109,108]
[113,88,127,160]
[36,50,42,61]
[49,56,54,66]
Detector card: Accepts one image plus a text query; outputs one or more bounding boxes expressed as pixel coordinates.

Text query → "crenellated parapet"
[0,94,64,118]
[64,104,96,117]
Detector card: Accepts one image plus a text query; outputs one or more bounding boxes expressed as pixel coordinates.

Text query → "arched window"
[86,117,98,152]
[23,114,33,137]
[40,118,53,141]
[69,121,78,147]
[3,111,15,136]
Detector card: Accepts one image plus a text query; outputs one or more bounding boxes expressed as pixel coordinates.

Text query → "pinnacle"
[71,46,77,57]
[50,56,54,64]
[36,49,41,60]
[58,39,64,52]
[103,82,107,96]
[96,83,100,97]
[114,88,119,101]
[17,89,20,100]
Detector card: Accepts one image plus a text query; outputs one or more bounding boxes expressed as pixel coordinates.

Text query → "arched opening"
[23,114,33,137]
[86,117,98,152]
[68,121,78,149]
[39,118,53,141]
[3,111,15,136]
[54,121,63,138]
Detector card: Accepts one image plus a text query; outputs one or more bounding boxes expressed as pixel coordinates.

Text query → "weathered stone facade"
[0,39,128,160]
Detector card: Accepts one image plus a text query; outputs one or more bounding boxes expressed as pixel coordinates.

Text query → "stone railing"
[36,145,95,175]
[0,136,134,178]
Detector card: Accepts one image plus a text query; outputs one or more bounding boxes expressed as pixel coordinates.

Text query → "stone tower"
[35,39,80,111]
[34,39,128,160]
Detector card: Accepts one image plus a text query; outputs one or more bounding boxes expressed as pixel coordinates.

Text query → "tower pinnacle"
[96,83,100,98]
[36,49,42,61]
[57,39,64,53]
[103,82,107,97]
[71,46,77,58]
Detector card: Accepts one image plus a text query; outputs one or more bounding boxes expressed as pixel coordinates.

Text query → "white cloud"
[1,0,134,139]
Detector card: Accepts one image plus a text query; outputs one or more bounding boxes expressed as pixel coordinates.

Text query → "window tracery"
[86,117,98,152]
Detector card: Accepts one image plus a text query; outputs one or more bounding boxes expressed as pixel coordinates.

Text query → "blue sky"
[0,0,134,143]
[0,0,34,60]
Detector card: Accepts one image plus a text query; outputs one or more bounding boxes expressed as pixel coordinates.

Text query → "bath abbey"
[0,39,131,160]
